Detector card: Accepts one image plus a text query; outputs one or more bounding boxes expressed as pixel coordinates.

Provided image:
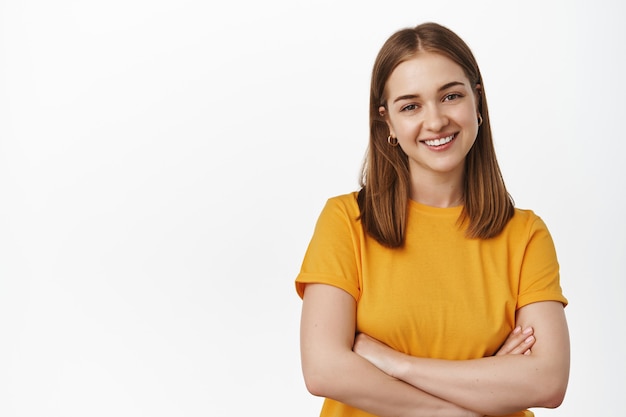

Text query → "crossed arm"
[300,283,570,417]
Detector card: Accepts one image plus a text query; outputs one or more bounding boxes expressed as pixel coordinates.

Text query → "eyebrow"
[392,81,466,104]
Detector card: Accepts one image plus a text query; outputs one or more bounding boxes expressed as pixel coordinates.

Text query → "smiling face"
[380,52,480,185]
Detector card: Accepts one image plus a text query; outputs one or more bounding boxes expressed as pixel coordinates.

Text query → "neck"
[411,189,464,208]
[409,172,464,208]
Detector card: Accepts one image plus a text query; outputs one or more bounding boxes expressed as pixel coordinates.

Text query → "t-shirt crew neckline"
[408,198,464,217]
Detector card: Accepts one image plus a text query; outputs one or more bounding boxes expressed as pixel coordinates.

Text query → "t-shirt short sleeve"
[517,215,568,309]
[295,195,361,301]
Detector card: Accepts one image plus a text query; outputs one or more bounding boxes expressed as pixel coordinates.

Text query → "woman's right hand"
[495,326,535,356]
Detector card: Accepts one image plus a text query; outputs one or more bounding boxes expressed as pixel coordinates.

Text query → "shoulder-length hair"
[358,22,514,248]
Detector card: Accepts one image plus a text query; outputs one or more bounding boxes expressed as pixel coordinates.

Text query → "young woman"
[295,22,569,417]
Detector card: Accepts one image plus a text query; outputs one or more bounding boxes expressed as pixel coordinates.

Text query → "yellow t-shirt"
[296,192,567,417]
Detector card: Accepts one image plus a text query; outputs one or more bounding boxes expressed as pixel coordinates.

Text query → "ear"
[474,84,482,111]
[378,105,396,137]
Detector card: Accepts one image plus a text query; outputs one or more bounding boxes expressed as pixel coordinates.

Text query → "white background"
[1,0,624,415]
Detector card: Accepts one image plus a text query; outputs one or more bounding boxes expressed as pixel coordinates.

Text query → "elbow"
[541,392,565,409]
[534,373,569,409]
[302,371,324,397]
[542,383,567,409]
[301,347,353,398]
[301,358,336,398]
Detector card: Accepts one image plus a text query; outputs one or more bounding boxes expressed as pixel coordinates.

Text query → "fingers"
[495,326,535,356]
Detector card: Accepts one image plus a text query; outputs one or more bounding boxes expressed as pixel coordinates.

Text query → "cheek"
[391,119,419,139]
[455,105,479,126]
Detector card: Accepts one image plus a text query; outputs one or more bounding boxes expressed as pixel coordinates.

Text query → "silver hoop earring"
[387,135,398,146]
[477,114,483,127]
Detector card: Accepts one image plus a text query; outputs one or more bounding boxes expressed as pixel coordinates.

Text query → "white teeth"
[424,134,454,147]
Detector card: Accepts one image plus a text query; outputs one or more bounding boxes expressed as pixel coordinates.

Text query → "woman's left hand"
[495,326,535,356]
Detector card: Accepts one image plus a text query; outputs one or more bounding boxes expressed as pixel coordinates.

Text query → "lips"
[422,133,456,147]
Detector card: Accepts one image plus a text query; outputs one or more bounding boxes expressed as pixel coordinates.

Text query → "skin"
[301,284,535,417]
[353,301,569,415]
[300,52,570,416]
[379,52,480,207]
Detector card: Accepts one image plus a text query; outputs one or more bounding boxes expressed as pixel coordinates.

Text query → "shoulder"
[508,208,551,235]
[502,208,557,255]
[310,191,362,237]
[321,191,361,218]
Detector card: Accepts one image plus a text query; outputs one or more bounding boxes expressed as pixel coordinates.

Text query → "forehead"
[386,52,470,96]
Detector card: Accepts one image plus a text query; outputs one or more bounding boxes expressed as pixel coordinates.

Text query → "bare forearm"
[301,284,479,417]
[393,353,567,415]
[367,303,570,415]
[304,350,478,417]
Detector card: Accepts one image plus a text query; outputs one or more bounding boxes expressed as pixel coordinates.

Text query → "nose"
[422,105,448,132]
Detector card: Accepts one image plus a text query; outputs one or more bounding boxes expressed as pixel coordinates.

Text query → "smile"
[423,133,456,147]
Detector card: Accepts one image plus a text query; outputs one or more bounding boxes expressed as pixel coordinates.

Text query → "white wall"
[0,0,624,415]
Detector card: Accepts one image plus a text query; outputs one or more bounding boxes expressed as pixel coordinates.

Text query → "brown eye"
[443,93,462,101]
[401,104,419,112]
